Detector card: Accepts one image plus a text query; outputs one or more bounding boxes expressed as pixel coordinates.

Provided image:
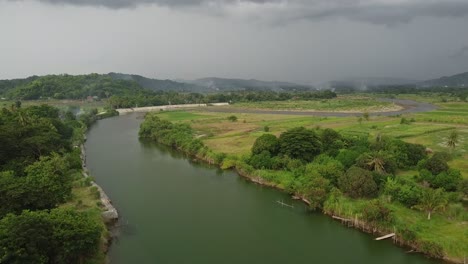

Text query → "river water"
[85,113,440,264]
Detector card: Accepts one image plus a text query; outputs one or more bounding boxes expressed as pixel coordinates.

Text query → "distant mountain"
[419,72,468,87]
[107,72,207,92]
[184,77,314,92]
[320,77,418,90]
[323,71,468,89]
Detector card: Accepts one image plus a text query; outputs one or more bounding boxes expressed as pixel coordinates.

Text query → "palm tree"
[362,152,386,174]
[17,111,30,126]
[413,188,447,220]
[446,130,459,150]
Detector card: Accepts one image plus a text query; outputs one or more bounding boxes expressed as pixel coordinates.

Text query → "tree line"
[108,90,336,109]
[0,104,104,263]
[0,74,337,108]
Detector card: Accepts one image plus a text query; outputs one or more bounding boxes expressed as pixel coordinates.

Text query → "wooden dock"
[332,215,352,222]
[276,200,294,208]
[375,233,395,241]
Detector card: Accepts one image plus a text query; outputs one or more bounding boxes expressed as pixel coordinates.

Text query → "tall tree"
[338,166,378,198]
[413,188,447,220]
[252,134,279,156]
[279,127,322,162]
[446,130,459,150]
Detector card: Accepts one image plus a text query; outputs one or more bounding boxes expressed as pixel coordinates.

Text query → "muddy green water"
[85,114,440,264]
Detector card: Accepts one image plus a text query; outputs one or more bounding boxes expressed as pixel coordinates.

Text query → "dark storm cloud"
[299,1,468,25]
[20,0,276,9]
[11,0,468,25]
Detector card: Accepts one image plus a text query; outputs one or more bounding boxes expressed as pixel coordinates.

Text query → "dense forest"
[0,104,105,263]
[2,73,468,109]
[0,74,149,100]
[0,74,335,108]
[139,115,468,259]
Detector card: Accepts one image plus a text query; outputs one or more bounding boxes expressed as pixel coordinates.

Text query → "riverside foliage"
[139,113,468,261]
[0,104,104,263]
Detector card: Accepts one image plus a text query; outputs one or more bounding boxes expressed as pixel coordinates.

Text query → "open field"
[155,100,468,178]
[231,96,401,112]
[150,99,468,260]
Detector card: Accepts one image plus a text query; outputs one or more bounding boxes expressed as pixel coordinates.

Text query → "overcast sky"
[1,0,468,83]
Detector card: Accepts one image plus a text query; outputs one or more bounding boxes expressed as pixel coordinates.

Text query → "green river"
[85,113,441,264]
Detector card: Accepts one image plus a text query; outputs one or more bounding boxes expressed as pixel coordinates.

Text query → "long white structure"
[116,102,229,115]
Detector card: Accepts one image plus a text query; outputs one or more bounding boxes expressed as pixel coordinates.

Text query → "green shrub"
[419,241,444,258]
[383,178,422,207]
[336,149,360,169]
[432,151,452,162]
[213,152,226,165]
[458,179,468,196]
[338,166,378,198]
[251,134,279,156]
[362,199,393,224]
[400,117,411,125]
[90,186,100,199]
[227,115,238,122]
[83,177,93,187]
[249,151,274,169]
[432,169,462,192]
[446,203,468,221]
[399,227,417,242]
[305,155,344,186]
[424,155,449,175]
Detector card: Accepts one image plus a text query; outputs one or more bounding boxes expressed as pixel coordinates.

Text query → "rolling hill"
[107,73,208,92]
[419,71,468,87]
[185,77,314,92]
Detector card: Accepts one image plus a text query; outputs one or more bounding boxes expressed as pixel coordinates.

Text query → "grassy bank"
[60,107,120,263]
[140,103,468,263]
[59,173,109,263]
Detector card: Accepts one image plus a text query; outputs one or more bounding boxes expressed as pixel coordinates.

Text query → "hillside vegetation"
[0,104,109,263]
[0,74,148,100]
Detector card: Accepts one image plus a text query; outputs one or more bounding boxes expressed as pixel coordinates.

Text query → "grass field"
[153,100,468,178]
[231,96,401,112]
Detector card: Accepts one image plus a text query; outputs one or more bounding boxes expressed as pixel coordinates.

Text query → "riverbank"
[76,110,120,261]
[139,113,466,264]
[80,144,119,224]
[184,148,463,264]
